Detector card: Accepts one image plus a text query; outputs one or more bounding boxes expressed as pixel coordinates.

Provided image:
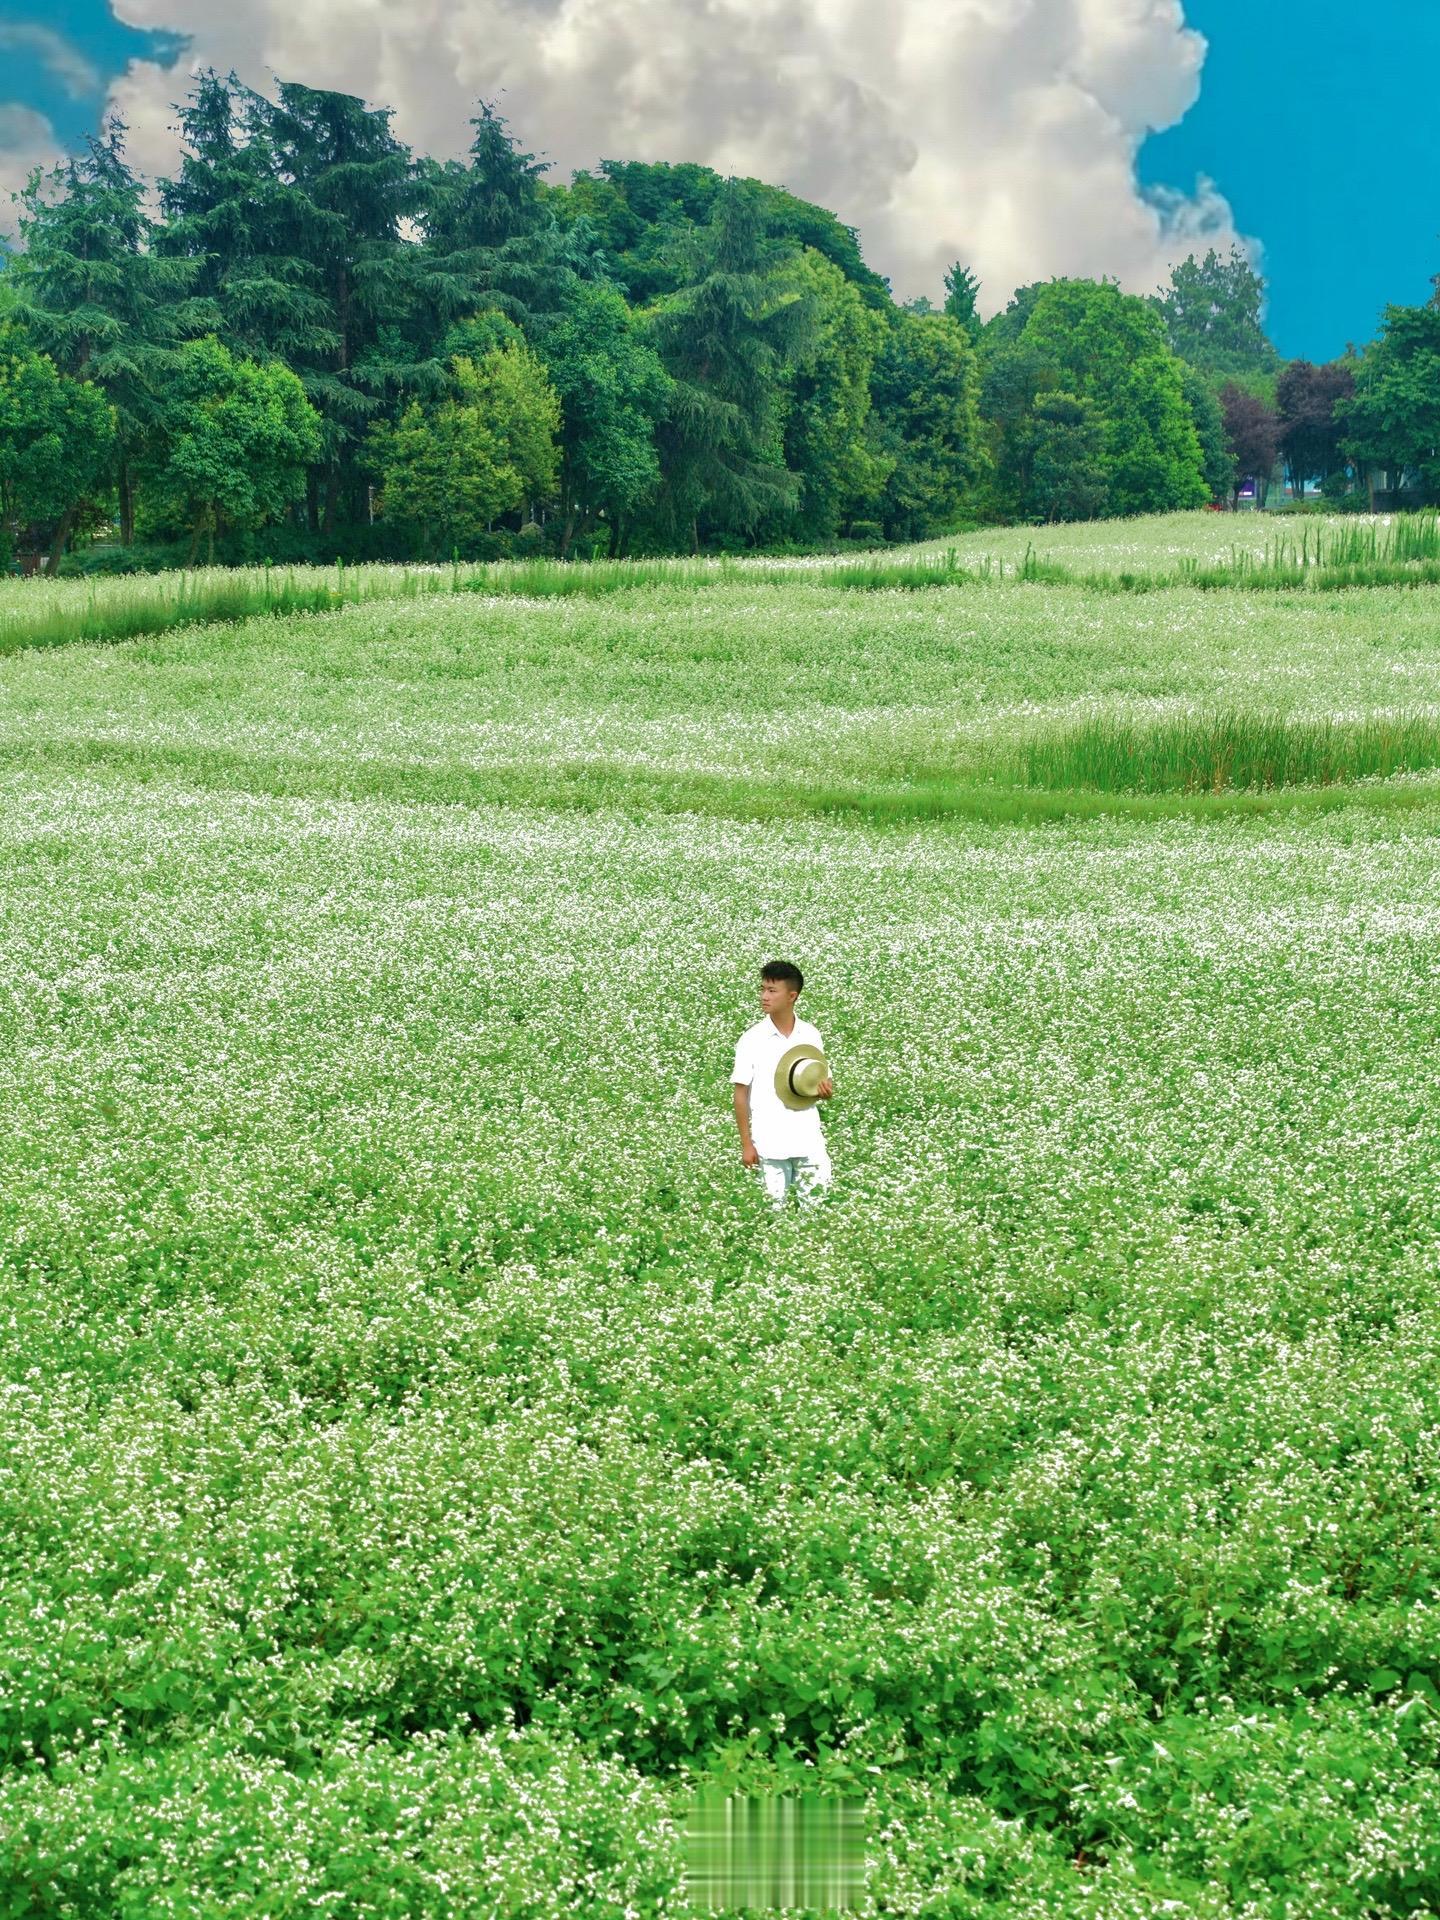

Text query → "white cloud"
[0,104,63,244]
[102,0,1248,307]
[0,24,103,99]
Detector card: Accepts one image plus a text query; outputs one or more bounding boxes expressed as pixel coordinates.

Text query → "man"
[731,960,834,1206]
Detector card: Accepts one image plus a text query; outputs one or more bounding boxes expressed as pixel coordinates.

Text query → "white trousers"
[759,1148,833,1205]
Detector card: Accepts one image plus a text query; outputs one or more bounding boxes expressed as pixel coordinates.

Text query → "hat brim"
[775,1041,829,1111]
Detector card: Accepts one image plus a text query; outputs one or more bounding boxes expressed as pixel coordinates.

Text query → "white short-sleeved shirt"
[732,1014,828,1160]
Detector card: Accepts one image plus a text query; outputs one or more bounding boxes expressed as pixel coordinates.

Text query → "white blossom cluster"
[2,558,1440,1914]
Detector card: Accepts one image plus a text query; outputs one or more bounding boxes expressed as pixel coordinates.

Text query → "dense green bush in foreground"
[4,543,1440,1913]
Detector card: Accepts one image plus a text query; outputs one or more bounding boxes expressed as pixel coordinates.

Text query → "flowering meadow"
[4,522,1440,1915]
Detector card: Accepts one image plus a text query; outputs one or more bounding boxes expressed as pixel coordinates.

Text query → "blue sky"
[6,0,1439,363]
[1140,0,1440,361]
[0,2,185,145]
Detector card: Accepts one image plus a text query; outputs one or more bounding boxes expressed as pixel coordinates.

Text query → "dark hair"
[760,959,804,994]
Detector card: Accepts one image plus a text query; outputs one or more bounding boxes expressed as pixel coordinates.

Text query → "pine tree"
[158,71,337,377]
[648,180,818,550]
[13,115,211,556]
[412,101,574,348]
[245,81,424,531]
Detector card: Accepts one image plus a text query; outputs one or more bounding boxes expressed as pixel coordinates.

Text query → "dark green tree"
[1180,362,1234,503]
[943,263,982,341]
[11,115,211,551]
[534,278,672,555]
[157,71,338,377]
[1341,295,1440,503]
[647,180,819,550]
[868,307,983,540]
[1155,246,1280,390]
[1020,280,1207,514]
[1023,391,1108,523]
[763,249,890,545]
[244,81,423,531]
[973,339,1049,521]
[0,323,114,567]
[412,100,573,346]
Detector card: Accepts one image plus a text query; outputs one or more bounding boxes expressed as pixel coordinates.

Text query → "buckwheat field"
[5,514,1440,1917]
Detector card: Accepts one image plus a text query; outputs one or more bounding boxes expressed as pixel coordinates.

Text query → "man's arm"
[733,1083,759,1165]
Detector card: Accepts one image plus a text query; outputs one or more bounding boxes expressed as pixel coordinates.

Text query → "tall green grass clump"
[1011,707,1440,794]
[5,510,1440,661]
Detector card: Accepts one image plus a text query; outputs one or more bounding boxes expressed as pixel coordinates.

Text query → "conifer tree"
[648,180,818,550]
[158,71,337,378]
[245,81,423,531]
[13,116,211,554]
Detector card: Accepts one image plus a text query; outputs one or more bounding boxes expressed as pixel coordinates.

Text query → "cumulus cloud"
[0,24,104,99]
[0,103,63,244]
[100,0,1246,306]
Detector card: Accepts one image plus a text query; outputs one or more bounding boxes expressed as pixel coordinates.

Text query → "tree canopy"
[1,75,1432,568]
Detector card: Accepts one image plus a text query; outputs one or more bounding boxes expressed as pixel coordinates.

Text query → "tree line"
[1,74,1436,573]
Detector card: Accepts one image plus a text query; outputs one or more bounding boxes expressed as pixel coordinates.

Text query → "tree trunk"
[187,517,202,568]
[560,506,576,560]
[118,455,135,548]
[321,471,338,536]
[207,520,216,567]
[44,507,76,577]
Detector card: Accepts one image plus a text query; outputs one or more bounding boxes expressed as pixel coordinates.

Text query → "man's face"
[759,976,798,1020]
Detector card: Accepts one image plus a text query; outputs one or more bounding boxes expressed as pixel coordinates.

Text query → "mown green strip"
[7,736,1440,829]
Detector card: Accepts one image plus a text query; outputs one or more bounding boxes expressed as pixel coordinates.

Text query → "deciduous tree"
[1218,382,1281,505]
[0,327,114,566]
[370,343,559,555]
[1022,391,1108,523]
[1276,358,1355,497]
[141,334,320,563]
[534,279,671,555]
[1341,295,1440,504]
[868,307,982,541]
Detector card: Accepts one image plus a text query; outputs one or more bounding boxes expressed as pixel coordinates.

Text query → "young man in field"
[732,960,834,1205]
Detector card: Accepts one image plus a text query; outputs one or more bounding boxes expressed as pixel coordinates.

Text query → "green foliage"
[943,262,983,340]
[1341,299,1440,501]
[371,343,560,555]
[534,279,672,554]
[647,180,819,548]
[0,76,1433,565]
[1155,245,1281,388]
[868,307,983,540]
[0,330,114,560]
[12,116,212,553]
[1180,363,1235,503]
[771,250,890,544]
[1022,391,1109,523]
[140,336,320,562]
[156,71,336,377]
[1020,280,1208,515]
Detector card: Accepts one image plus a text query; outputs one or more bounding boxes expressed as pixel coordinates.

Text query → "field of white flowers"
[4,527,1440,1916]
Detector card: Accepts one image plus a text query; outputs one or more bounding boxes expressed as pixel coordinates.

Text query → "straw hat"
[775,1041,831,1111]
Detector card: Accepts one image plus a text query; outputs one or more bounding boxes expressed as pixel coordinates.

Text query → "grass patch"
[10,732,1440,829]
[6,510,1440,660]
[1008,707,1440,794]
